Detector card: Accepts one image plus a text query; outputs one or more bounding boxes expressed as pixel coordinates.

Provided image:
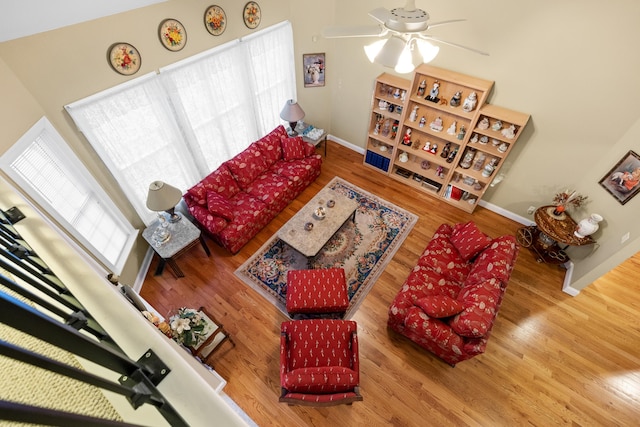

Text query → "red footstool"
[286,268,349,316]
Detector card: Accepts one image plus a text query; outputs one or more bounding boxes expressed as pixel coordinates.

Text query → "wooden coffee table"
[277,187,358,266]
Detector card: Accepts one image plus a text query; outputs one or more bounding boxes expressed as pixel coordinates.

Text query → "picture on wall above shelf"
[107,42,141,76]
[204,5,226,36]
[159,19,187,51]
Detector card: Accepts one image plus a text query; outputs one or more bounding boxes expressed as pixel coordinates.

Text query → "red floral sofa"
[183,125,322,254]
[388,221,519,365]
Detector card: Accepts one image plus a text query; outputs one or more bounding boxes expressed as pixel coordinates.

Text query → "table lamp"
[146,181,183,223]
[280,99,305,136]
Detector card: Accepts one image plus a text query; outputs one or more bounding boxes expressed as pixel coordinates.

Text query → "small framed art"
[243,2,261,29]
[107,43,141,76]
[598,150,640,205]
[159,19,187,51]
[303,53,325,87]
[204,5,226,36]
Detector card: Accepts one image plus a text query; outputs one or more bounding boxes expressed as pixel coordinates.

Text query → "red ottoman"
[286,268,349,316]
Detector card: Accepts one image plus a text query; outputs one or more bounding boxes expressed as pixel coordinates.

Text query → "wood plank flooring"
[140,141,640,426]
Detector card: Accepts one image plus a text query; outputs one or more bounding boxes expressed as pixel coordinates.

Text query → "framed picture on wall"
[303,53,325,87]
[598,150,640,205]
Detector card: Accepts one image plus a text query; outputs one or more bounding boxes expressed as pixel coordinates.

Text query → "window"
[66,21,296,226]
[0,117,137,274]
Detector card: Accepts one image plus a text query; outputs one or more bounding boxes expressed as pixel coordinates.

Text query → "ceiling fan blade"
[369,7,393,24]
[422,35,489,56]
[322,25,386,38]
[427,19,467,29]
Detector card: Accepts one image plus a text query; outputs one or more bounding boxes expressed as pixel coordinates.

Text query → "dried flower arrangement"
[552,190,588,214]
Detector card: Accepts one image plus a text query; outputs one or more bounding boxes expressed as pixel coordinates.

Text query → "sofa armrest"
[350,330,359,377]
[280,332,289,383]
[303,141,316,157]
[188,205,227,235]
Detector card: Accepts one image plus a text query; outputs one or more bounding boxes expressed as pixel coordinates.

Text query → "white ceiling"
[0,0,168,42]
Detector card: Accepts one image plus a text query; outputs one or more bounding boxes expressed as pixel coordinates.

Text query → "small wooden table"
[516,205,595,264]
[142,218,210,277]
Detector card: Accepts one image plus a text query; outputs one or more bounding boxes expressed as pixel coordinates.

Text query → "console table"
[516,205,595,264]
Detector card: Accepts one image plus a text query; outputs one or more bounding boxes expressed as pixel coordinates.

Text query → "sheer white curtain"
[65,74,201,225]
[66,21,296,226]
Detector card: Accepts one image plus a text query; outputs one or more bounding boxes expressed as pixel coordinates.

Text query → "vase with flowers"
[169,307,209,347]
[552,190,588,216]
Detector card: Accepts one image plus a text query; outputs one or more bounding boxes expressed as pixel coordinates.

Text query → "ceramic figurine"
[399,151,409,162]
[430,116,444,132]
[477,116,490,130]
[390,120,399,139]
[482,158,499,177]
[446,148,458,163]
[450,91,462,107]
[491,120,503,131]
[460,148,476,169]
[373,121,380,135]
[462,91,478,112]
[436,165,444,178]
[457,126,466,140]
[498,142,509,153]
[479,135,489,145]
[430,143,438,154]
[447,121,457,135]
[388,104,395,113]
[492,138,500,146]
[381,119,391,137]
[402,128,412,146]
[378,99,389,111]
[470,133,479,143]
[502,124,517,139]
[409,105,419,122]
[393,88,401,99]
[419,116,426,127]
[417,80,427,97]
[472,151,486,170]
[441,142,451,158]
[423,142,431,152]
[426,80,440,103]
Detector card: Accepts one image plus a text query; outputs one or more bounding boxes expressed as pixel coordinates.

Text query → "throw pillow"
[206,191,234,221]
[281,136,306,161]
[450,221,493,262]
[415,295,465,318]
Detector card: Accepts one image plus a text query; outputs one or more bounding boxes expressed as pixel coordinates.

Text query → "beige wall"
[1,0,638,291]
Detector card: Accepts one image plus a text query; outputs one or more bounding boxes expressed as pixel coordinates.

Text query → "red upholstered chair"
[286,268,349,317]
[279,319,362,406]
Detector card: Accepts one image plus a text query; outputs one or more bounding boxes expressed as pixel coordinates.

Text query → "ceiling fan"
[322,0,488,73]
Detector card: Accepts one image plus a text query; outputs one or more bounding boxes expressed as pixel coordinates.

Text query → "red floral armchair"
[279,319,362,406]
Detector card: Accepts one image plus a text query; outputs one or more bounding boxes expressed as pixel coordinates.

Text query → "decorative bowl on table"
[313,206,326,220]
[304,222,314,231]
[326,199,336,208]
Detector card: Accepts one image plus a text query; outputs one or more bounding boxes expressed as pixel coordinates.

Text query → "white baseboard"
[133,247,155,293]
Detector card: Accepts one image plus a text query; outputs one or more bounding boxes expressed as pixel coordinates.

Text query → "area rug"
[234,177,418,319]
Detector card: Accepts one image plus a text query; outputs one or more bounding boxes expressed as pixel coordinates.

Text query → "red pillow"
[281,136,306,161]
[450,221,492,262]
[415,295,465,318]
[206,191,234,221]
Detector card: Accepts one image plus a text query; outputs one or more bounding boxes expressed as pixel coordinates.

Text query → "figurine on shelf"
[393,88,401,99]
[378,99,389,111]
[470,133,479,143]
[390,120,399,139]
[447,121,457,135]
[436,165,444,178]
[482,158,499,177]
[402,128,412,146]
[400,90,407,101]
[381,119,391,137]
[417,80,427,97]
[446,148,458,163]
[399,151,409,162]
[462,91,478,112]
[498,142,509,153]
[492,138,500,147]
[501,124,517,139]
[430,116,444,132]
[479,135,489,145]
[441,142,451,158]
[409,105,419,122]
[491,120,503,131]
[450,91,462,107]
[423,141,431,152]
[457,125,466,140]
[388,104,395,113]
[419,116,426,128]
[373,121,381,135]
[425,80,440,103]
[412,138,421,150]
[472,151,486,171]
[477,116,490,130]
[430,143,438,154]
[460,147,476,169]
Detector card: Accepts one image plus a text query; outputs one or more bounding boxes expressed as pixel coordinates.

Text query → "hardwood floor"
[140,141,640,426]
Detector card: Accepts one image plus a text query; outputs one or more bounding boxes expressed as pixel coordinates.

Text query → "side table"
[295,122,328,156]
[516,205,595,264]
[142,218,210,277]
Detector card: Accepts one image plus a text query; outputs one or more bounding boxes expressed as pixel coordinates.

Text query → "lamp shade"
[146,181,182,212]
[280,100,305,123]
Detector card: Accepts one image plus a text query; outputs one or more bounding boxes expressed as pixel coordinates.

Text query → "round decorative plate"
[243,1,261,29]
[108,43,141,76]
[159,19,187,51]
[204,5,226,36]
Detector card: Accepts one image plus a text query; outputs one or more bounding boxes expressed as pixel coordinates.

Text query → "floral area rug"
[234,177,417,319]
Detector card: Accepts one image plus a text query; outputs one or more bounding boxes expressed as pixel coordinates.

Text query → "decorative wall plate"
[108,43,141,76]
[243,2,261,29]
[159,19,187,51]
[204,5,227,36]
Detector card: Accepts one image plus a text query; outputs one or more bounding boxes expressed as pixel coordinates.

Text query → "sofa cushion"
[225,144,269,189]
[281,136,306,161]
[187,205,228,235]
[282,367,359,393]
[450,221,492,261]
[244,171,293,209]
[187,164,240,202]
[206,191,234,221]
[254,125,287,167]
[417,236,470,283]
[466,235,518,287]
[450,278,503,338]
[405,265,463,299]
[415,295,464,318]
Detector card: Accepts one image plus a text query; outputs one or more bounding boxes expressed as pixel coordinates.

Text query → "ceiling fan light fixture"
[364,39,387,63]
[416,38,440,64]
[372,35,406,68]
[394,41,416,74]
